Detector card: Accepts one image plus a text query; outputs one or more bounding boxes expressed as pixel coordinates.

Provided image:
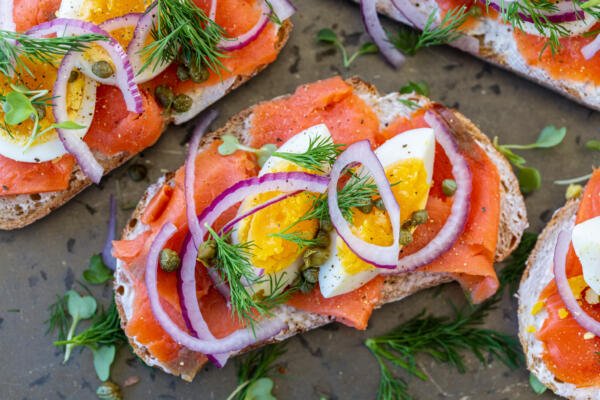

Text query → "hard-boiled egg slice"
[233,124,333,296]
[572,216,600,295]
[56,0,151,25]
[319,128,436,298]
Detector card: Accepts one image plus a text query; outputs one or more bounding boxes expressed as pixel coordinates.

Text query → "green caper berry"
[303,248,329,269]
[159,248,181,272]
[197,240,216,263]
[358,201,374,214]
[411,210,429,225]
[68,70,80,83]
[91,60,114,79]
[189,64,209,83]
[176,64,191,81]
[302,267,319,284]
[319,219,333,233]
[315,230,331,249]
[399,229,413,246]
[155,85,174,109]
[96,381,122,400]
[172,94,193,113]
[374,198,385,211]
[442,179,457,197]
[127,163,147,182]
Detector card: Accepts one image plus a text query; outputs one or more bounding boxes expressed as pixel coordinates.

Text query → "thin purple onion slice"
[582,33,600,60]
[553,230,600,336]
[102,194,118,271]
[360,0,406,68]
[268,0,297,21]
[483,0,585,24]
[328,140,401,269]
[386,110,472,274]
[217,1,271,51]
[146,223,288,355]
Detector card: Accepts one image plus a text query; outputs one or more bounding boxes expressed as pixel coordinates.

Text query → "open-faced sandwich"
[111,76,528,380]
[0,0,294,230]
[519,170,600,399]
[354,0,600,111]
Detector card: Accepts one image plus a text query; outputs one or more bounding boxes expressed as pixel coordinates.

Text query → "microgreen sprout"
[316,28,378,68]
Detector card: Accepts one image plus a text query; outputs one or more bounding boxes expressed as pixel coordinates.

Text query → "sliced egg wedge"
[56,0,151,25]
[319,128,436,298]
[232,124,333,297]
[572,216,600,295]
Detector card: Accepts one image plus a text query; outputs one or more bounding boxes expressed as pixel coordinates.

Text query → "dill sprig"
[140,0,226,75]
[269,231,323,249]
[227,343,286,400]
[53,302,126,348]
[272,135,343,173]
[0,30,107,76]
[45,294,69,342]
[366,297,524,400]
[498,232,538,294]
[391,6,470,56]
[206,226,294,327]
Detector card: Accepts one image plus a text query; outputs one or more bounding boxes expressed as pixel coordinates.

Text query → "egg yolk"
[72,0,152,24]
[338,158,430,275]
[237,160,319,275]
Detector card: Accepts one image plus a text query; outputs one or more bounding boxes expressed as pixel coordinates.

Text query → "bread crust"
[114,77,528,381]
[0,20,293,231]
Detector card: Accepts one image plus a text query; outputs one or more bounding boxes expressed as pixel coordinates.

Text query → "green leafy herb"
[399,81,430,97]
[45,294,69,342]
[316,28,378,68]
[518,167,542,195]
[269,231,323,249]
[586,139,600,151]
[391,6,469,56]
[529,372,547,395]
[92,345,116,382]
[83,254,113,285]
[498,232,538,293]
[0,30,107,76]
[502,125,566,150]
[398,99,421,110]
[139,0,226,75]
[218,134,277,167]
[272,135,343,173]
[63,290,97,363]
[227,343,286,400]
[265,0,282,25]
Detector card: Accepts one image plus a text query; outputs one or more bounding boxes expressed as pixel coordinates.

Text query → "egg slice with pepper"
[572,216,600,295]
[233,124,333,297]
[318,128,436,298]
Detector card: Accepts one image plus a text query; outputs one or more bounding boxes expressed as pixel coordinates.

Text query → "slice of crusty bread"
[518,197,600,399]
[0,20,292,231]
[353,0,600,111]
[114,77,528,381]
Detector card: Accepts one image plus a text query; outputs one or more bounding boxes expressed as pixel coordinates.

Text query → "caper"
[189,64,209,83]
[159,248,181,272]
[172,94,193,113]
[411,210,429,225]
[319,219,333,233]
[303,248,329,269]
[442,179,457,197]
[91,60,114,79]
[176,64,191,82]
[357,201,374,214]
[68,70,80,83]
[197,240,216,263]
[127,163,147,182]
[399,229,413,246]
[374,198,385,211]
[302,267,319,284]
[155,85,174,109]
[96,381,122,400]
[315,230,331,249]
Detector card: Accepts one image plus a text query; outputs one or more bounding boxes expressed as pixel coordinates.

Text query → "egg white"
[572,216,600,294]
[318,128,436,298]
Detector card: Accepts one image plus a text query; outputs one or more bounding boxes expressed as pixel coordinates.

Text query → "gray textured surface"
[1,0,599,399]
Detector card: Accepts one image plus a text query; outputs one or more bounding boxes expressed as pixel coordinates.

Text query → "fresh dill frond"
[265,0,282,25]
[272,135,343,173]
[391,6,470,56]
[228,343,287,400]
[53,302,126,348]
[366,297,523,399]
[372,355,411,400]
[269,231,323,249]
[498,232,538,293]
[140,0,226,75]
[45,294,69,342]
[0,30,107,76]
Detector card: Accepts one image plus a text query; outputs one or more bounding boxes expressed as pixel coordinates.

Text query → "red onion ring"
[386,110,472,274]
[217,1,271,51]
[360,0,406,68]
[582,33,600,60]
[27,18,144,114]
[0,0,15,32]
[268,0,297,21]
[53,52,104,183]
[146,223,288,354]
[553,230,600,336]
[328,140,401,269]
[209,0,218,20]
[482,0,585,24]
[102,194,118,271]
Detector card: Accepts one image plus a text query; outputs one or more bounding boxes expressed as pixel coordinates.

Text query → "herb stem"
[554,173,593,185]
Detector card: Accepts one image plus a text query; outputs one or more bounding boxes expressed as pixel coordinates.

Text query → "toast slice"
[518,198,599,399]
[352,0,600,111]
[114,77,529,381]
[0,20,292,231]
